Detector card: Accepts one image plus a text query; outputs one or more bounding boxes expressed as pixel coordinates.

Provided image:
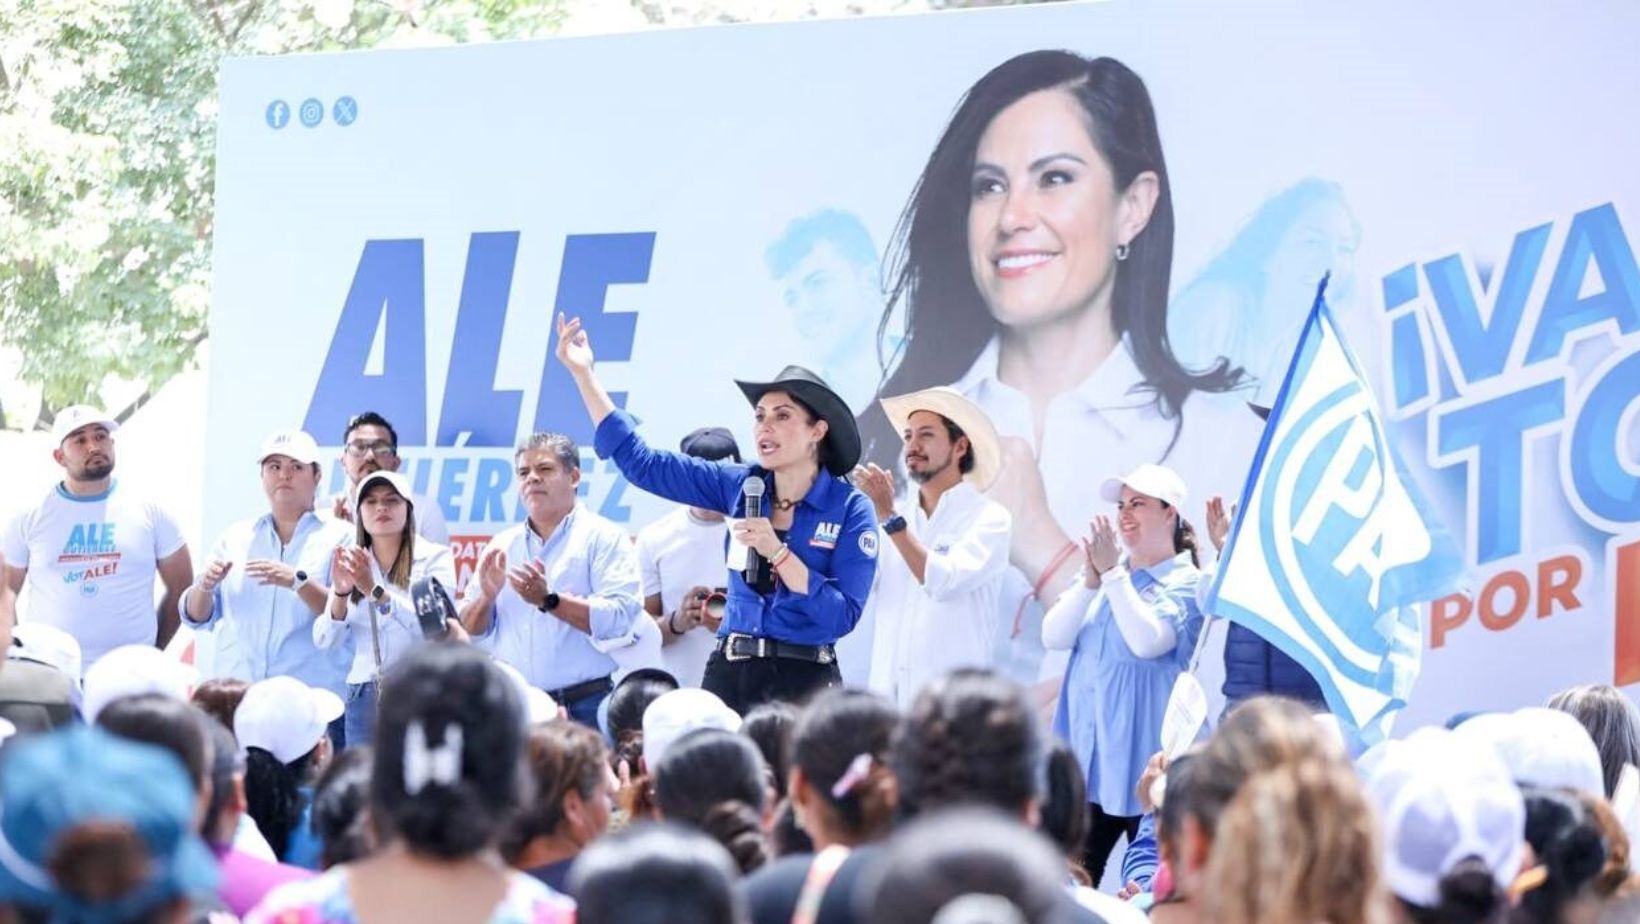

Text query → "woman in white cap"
[236,675,346,869]
[1041,462,1205,885]
[313,469,455,746]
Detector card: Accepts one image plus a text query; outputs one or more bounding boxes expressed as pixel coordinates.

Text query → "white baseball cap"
[1100,462,1188,509]
[1366,726,1525,909]
[9,623,84,682]
[493,660,560,727]
[642,688,742,765]
[354,470,415,513]
[234,677,345,764]
[50,405,119,445]
[258,430,322,467]
[1455,707,1605,798]
[82,645,197,722]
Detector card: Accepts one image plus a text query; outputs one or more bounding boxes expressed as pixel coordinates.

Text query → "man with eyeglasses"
[1,406,195,673]
[323,411,450,544]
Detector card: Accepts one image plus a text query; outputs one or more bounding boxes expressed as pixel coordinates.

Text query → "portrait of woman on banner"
[858,50,1266,685]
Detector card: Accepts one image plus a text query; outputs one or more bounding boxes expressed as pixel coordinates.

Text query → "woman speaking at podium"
[555,313,878,714]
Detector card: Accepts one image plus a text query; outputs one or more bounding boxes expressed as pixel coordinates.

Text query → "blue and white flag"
[1205,279,1466,742]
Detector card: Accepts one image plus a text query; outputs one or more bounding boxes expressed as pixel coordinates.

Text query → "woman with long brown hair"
[313,470,454,746]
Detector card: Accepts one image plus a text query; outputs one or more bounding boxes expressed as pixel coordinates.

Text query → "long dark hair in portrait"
[859,50,1241,464]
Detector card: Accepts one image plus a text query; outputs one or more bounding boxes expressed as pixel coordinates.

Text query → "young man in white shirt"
[853,388,1012,709]
[634,426,741,687]
[324,411,450,544]
[182,430,354,702]
[1,406,195,672]
[459,432,643,727]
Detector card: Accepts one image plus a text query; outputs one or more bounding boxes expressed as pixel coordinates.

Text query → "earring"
[1115,242,1131,261]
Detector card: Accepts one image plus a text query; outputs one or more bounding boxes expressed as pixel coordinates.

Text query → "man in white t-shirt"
[633,426,741,688]
[854,388,1012,709]
[323,411,450,544]
[1,406,195,672]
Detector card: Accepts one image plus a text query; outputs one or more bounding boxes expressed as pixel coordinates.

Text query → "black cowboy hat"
[734,365,862,477]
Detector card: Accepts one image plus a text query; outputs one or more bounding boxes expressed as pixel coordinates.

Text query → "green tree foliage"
[0,0,1029,430]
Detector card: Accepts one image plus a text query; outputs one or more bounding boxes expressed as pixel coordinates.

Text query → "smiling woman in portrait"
[859,50,1265,686]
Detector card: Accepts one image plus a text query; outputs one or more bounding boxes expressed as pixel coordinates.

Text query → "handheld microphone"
[741,476,766,582]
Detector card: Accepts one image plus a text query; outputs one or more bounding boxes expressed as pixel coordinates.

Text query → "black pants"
[701,650,840,715]
[1082,802,1141,887]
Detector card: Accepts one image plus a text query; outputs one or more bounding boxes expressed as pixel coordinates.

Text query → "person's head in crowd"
[51,406,119,490]
[504,720,617,876]
[741,700,797,799]
[788,688,900,851]
[859,807,1070,924]
[235,676,342,861]
[1170,695,1345,906]
[1547,685,1640,800]
[353,470,418,593]
[82,644,195,723]
[1512,786,1609,924]
[893,669,1043,823]
[189,677,249,732]
[603,668,678,762]
[642,687,742,770]
[1458,708,1607,800]
[1041,741,1092,886]
[1365,727,1523,924]
[652,728,771,874]
[259,429,324,515]
[1153,750,1202,904]
[1570,792,1631,902]
[95,694,212,824]
[200,721,248,848]
[372,642,527,861]
[570,822,743,924]
[340,410,401,486]
[0,725,216,924]
[8,622,83,686]
[516,432,582,528]
[1204,757,1387,924]
[312,745,375,869]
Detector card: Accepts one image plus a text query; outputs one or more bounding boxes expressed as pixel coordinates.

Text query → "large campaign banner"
[206,0,1640,730]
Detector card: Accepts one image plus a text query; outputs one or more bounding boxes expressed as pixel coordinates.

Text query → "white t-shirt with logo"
[2,481,186,671]
[634,507,729,688]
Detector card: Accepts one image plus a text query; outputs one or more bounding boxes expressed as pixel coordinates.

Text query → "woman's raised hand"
[555,312,595,374]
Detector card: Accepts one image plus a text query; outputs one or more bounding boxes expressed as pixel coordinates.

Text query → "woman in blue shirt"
[1041,462,1204,886]
[556,313,879,713]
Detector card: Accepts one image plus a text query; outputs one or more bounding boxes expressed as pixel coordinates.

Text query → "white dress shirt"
[312,540,455,684]
[866,481,1012,708]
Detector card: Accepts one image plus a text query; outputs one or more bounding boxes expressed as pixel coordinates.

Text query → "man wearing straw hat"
[854,387,1012,709]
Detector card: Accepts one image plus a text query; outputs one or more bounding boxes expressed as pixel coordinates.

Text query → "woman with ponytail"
[249,644,575,922]
[234,676,343,869]
[742,688,900,924]
[1041,462,1205,884]
[653,728,773,875]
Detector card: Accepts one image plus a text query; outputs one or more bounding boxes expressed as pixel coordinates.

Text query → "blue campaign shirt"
[594,410,878,646]
[1053,552,1203,817]
[183,511,353,695]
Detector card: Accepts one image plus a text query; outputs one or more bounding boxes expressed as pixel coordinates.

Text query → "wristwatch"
[883,514,908,535]
[539,592,561,613]
[292,570,309,591]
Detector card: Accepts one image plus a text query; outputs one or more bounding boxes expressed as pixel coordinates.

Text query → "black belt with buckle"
[716,633,836,665]
[546,675,613,704]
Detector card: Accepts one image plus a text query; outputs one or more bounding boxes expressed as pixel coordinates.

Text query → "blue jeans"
[563,687,608,729]
[345,681,378,748]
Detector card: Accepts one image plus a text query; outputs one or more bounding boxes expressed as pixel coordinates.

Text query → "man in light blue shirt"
[182,431,353,707]
[459,432,642,728]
